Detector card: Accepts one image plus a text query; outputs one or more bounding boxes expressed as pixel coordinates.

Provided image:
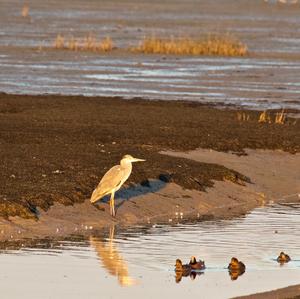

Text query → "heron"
[90,154,145,217]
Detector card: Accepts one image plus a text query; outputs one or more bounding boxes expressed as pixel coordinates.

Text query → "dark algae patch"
[0,94,299,219]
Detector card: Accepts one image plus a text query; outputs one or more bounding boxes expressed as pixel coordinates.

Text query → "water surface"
[0,202,299,299]
[1,0,300,109]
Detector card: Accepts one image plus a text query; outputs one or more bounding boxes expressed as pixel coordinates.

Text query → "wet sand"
[234,284,300,299]
[0,93,299,241]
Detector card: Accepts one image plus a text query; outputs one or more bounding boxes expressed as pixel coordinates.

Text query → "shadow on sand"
[100,179,167,208]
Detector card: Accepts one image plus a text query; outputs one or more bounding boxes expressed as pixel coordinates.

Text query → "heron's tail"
[90,188,106,203]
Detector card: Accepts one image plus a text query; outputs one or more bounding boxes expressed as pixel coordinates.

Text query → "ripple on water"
[0,203,299,298]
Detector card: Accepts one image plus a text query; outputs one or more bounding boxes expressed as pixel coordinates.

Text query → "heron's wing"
[91,165,124,203]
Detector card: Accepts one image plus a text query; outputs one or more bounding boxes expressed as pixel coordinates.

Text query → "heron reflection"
[89,226,138,286]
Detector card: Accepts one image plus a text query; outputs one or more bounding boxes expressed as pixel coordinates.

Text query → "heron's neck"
[120,160,132,169]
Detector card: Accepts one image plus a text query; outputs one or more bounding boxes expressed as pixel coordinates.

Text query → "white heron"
[90,154,145,217]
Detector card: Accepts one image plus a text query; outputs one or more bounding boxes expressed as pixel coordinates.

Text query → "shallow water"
[1,0,300,109]
[1,202,300,299]
[1,52,300,109]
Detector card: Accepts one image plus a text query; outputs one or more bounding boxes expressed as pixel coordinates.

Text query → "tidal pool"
[0,202,299,299]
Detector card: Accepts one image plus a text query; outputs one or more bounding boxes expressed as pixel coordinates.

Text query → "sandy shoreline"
[234,284,300,299]
[1,148,299,243]
[0,93,299,242]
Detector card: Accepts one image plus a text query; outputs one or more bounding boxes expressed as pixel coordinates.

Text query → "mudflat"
[0,93,299,240]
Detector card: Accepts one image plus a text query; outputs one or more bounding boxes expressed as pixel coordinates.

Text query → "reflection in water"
[89,226,137,287]
[175,270,204,284]
[0,203,299,298]
[228,269,245,281]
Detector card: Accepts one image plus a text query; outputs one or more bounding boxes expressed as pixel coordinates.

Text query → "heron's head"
[121,154,145,164]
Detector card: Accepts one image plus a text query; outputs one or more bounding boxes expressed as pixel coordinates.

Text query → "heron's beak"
[131,157,146,162]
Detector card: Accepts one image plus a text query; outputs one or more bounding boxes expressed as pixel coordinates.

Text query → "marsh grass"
[237,110,289,125]
[132,34,247,56]
[53,34,114,52]
[258,111,271,123]
[275,110,286,124]
[237,112,250,122]
[51,33,247,56]
[258,110,287,125]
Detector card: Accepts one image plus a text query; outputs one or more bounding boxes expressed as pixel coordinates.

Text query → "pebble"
[53,170,63,174]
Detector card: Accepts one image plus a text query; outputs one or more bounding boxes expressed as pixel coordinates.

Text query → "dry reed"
[237,112,250,122]
[258,110,287,124]
[275,110,286,124]
[132,35,247,56]
[53,34,114,52]
[258,111,268,123]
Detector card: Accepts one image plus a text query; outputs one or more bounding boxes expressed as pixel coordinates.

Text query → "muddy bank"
[234,284,300,299]
[0,93,299,240]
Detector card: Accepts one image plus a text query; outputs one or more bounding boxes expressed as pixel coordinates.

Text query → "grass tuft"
[258,110,287,125]
[258,111,271,123]
[132,34,247,56]
[53,34,114,52]
[237,112,250,122]
[275,110,286,124]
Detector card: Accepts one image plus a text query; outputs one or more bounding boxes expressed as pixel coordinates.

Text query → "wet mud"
[0,93,299,219]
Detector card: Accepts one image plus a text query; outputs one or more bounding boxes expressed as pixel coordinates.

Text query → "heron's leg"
[110,191,115,217]
[109,193,112,216]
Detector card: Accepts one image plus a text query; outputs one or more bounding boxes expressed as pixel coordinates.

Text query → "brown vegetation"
[51,33,247,56]
[238,110,289,125]
[275,110,286,124]
[132,35,247,56]
[237,112,250,122]
[258,111,271,123]
[53,34,114,52]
